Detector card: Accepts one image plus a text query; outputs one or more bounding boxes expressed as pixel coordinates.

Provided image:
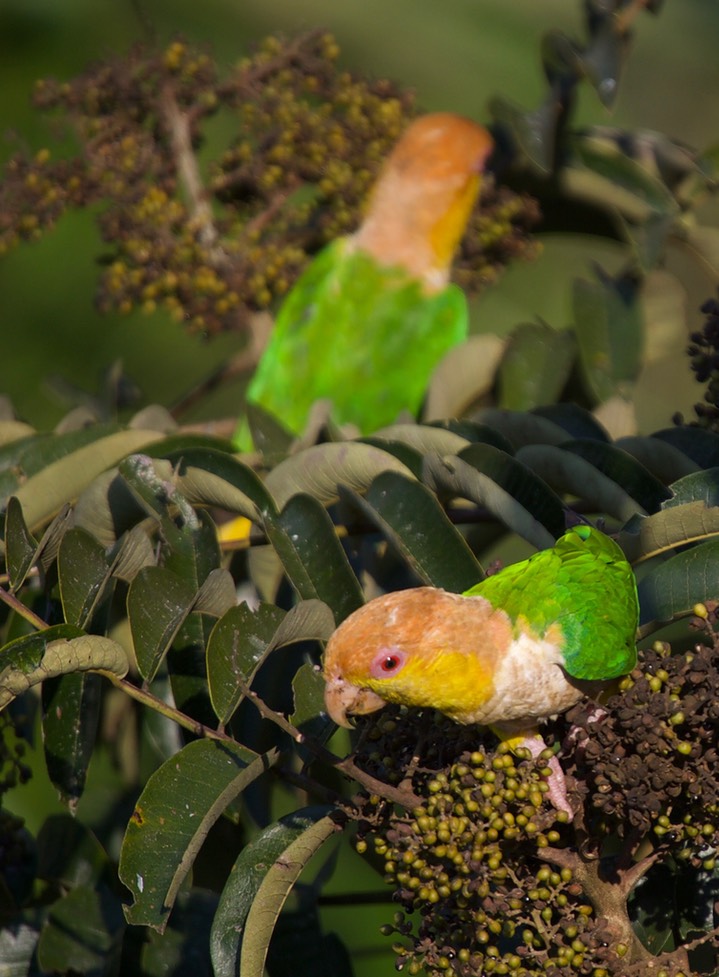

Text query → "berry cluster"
[687,291,719,428]
[0,33,539,339]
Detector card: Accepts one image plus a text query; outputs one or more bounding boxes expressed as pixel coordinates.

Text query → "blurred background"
[1,0,718,435]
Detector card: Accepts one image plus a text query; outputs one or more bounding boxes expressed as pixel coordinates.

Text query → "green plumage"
[233,240,467,449]
[464,525,638,681]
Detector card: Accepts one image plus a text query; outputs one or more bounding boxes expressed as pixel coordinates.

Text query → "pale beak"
[323,675,388,728]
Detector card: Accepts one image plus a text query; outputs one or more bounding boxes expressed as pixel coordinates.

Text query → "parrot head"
[353,113,494,291]
[323,587,510,728]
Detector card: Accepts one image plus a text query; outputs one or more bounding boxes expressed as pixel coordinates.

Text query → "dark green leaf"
[207,603,287,726]
[170,447,276,520]
[210,807,337,977]
[531,404,610,442]
[652,427,719,469]
[615,436,700,484]
[290,663,329,736]
[36,814,109,889]
[497,322,576,410]
[127,567,197,682]
[140,889,217,977]
[562,439,671,514]
[637,539,719,627]
[516,444,649,523]
[58,528,111,629]
[120,739,278,932]
[471,408,568,448]
[342,471,482,591]
[42,672,101,805]
[617,502,719,564]
[664,468,719,508]
[37,883,125,977]
[263,494,363,622]
[4,497,37,592]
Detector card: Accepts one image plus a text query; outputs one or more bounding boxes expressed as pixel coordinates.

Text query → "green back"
[464,525,638,680]
[245,240,467,437]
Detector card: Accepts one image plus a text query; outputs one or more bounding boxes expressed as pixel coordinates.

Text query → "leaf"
[371,423,470,457]
[58,528,112,629]
[42,672,101,805]
[127,567,197,682]
[562,439,671,514]
[4,497,37,592]
[0,629,128,711]
[637,538,719,628]
[497,322,576,410]
[424,334,506,421]
[37,883,125,977]
[12,430,165,534]
[471,408,569,448]
[210,807,337,977]
[207,597,334,727]
[263,494,363,622]
[573,271,643,403]
[290,663,328,735]
[516,444,650,523]
[680,225,719,281]
[170,447,275,521]
[36,814,109,889]
[73,469,149,547]
[652,427,719,470]
[265,441,414,510]
[0,921,41,977]
[531,404,611,442]
[194,568,238,617]
[424,448,561,550]
[664,468,719,508]
[615,436,700,484]
[140,889,218,977]
[120,738,279,932]
[618,501,719,564]
[207,603,287,726]
[341,471,482,591]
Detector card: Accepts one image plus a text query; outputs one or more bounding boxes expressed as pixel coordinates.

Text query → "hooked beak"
[323,674,388,728]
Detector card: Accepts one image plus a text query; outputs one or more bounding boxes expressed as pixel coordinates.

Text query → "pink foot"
[517,735,574,818]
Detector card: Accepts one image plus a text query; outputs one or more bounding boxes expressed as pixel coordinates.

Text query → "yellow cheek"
[429,174,480,269]
[363,649,496,723]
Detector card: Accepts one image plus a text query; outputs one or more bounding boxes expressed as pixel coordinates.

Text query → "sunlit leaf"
[637,538,719,628]
[120,739,278,932]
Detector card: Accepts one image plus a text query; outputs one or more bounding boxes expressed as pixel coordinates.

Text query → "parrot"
[322,524,639,817]
[233,112,494,450]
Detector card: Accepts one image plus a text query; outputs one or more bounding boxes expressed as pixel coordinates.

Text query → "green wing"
[234,240,467,447]
[464,525,638,680]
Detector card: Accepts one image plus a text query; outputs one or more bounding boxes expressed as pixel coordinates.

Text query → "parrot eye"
[369,646,406,680]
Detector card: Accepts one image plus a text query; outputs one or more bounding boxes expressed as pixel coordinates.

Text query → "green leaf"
[562,439,671,514]
[637,539,719,627]
[170,447,275,521]
[12,430,165,534]
[664,468,719,508]
[36,814,109,889]
[42,672,101,805]
[680,225,719,281]
[425,443,564,547]
[207,603,286,726]
[37,883,125,977]
[58,528,112,629]
[127,567,197,682]
[263,494,363,622]
[615,436,700,484]
[531,404,611,442]
[4,497,37,592]
[497,322,576,410]
[471,409,568,448]
[265,441,414,510]
[120,739,278,932]
[652,427,719,469]
[372,423,470,457]
[573,271,643,403]
[140,889,218,977]
[207,598,334,726]
[0,629,129,711]
[290,663,328,734]
[516,444,650,522]
[342,471,482,591]
[194,568,238,616]
[210,807,337,977]
[73,469,149,547]
[618,501,719,564]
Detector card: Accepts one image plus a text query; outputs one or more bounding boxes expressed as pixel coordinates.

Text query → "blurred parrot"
[233,112,494,450]
[323,524,638,816]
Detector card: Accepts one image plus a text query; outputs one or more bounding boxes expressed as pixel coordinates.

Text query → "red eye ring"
[380,654,401,672]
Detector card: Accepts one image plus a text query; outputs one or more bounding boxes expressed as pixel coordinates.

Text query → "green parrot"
[233,113,494,450]
[323,524,638,816]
